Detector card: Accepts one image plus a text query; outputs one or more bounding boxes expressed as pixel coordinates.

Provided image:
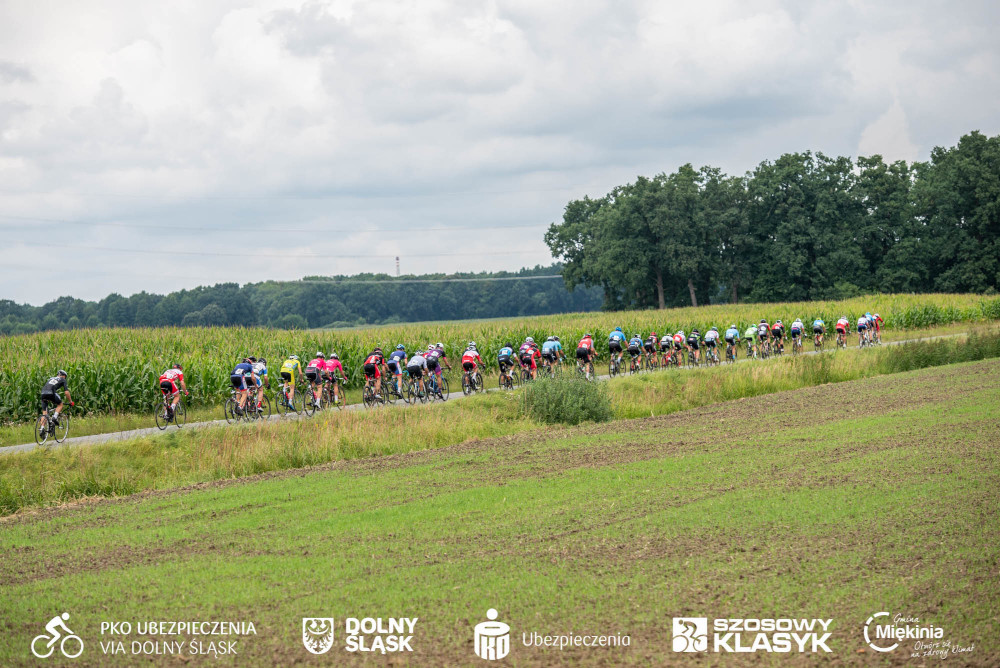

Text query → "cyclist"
[158,364,188,419]
[871,312,884,342]
[461,342,483,386]
[836,315,851,346]
[789,318,804,350]
[857,314,869,346]
[744,322,759,357]
[541,336,562,372]
[430,342,451,387]
[325,353,346,405]
[498,342,516,381]
[576,332,595,377]
[608,327,626,368]
[757,319,771,355]
[305,352,326,408]
[724,324,741,360]
[279,355,302,406]
[251,357,269,412]
[812,318,826,346]
[406,348,429,397]
[387,345,408,397]
[703,326,720,362]
[519,337,539,380]
[362,348,386,401]
[659,331,674,367]
[671,330,685,366]
[686,328,701,364]
[230,358,256,413]
[39,370,73,427]
[627,332,644,370]
[771,319,785,354]
[644,331,658,367]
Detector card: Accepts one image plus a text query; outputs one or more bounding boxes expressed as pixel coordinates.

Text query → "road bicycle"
[362,375,387,409]
[405,373,429,404]
[277,380,309,417]
[629,354,641,375]
[791,335,803,355]
[498,363,518,390]
[224,389,250,424]
[725,341,738,364]
[427,373,450,401]
[745,340,757,360]
[836,330,847,349]
[154,391,187,430]
[461,366,485,395]
[704,344,720,366]
[813,332,824,352]
[322,375,349,409]
[608,353,622,378]
[576,356,595,381]
[34,403,71,446]
[643,351,659,372]
[686,348,700,368]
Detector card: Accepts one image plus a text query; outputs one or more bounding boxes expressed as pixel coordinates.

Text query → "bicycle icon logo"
[31,613,84,659]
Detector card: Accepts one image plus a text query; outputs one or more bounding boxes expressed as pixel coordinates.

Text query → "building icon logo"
[672,618,708,652]
[302,618,335,655]
[474,609,510,660]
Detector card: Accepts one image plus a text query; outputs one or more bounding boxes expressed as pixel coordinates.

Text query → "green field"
[1,359,997,665]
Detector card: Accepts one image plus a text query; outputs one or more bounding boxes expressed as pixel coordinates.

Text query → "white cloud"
[0,0,998,303]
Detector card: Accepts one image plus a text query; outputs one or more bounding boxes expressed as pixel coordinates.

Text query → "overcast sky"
[2,0,998,305]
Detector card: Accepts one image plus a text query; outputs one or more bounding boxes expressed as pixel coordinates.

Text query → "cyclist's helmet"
[776,320,782,324]
[874,313,880,319]
[547,336,555,342]
[711,326,718,332]
[866,312,872,318]
[692,329,700,334]
[730,324,736,330]
[554,336,560,342]
[468,341,476,348]
[615,326,622,332]
[584,332,593,338]
[289,355,299,361]
[760,319,767,323]
[173,363,183,370]
[248,356,257,363]
[650,331,657,338]
[436,342,444,349]
[374,347,383,354]
[526,336,534,344]
[396,344,405,350]
[316,351,325,358]
[330,353,339,360]
[258,357,266,365]
[57,369,67,377]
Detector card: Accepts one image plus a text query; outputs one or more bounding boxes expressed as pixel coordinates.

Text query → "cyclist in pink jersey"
[305,352,326,408]
[324,353,345,405]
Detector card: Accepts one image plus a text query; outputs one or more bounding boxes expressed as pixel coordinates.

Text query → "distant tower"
[395,256,400,277]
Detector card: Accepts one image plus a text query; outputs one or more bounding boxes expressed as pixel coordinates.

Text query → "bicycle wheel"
[278,390,293,417]
[34,415,49,446]
[156,400,170,430]
[174,401,186,428]
[303,388,316,417]
[462,373,472,396]
[224,397,238,424]
[474,372,484,392]
[54,412,70,443]
[257,395,271,420]
[362,384,375,408]
[438,377,450,401]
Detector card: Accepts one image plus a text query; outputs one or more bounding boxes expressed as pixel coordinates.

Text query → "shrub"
[522,375,613,425]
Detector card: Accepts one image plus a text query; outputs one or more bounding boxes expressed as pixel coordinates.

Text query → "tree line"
[545,131,999,309]
[0,265,602,335]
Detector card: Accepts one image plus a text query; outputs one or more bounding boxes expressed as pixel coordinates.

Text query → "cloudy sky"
[2,0,998,305]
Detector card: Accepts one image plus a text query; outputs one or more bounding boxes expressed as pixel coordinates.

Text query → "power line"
[0,213,551,235]
[13,241,546,260]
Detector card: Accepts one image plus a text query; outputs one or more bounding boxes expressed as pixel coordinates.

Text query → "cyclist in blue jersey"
[387,345,408,396]
[608,327,626,368]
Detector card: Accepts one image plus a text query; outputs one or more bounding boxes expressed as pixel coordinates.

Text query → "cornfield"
[0,293,996,423]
